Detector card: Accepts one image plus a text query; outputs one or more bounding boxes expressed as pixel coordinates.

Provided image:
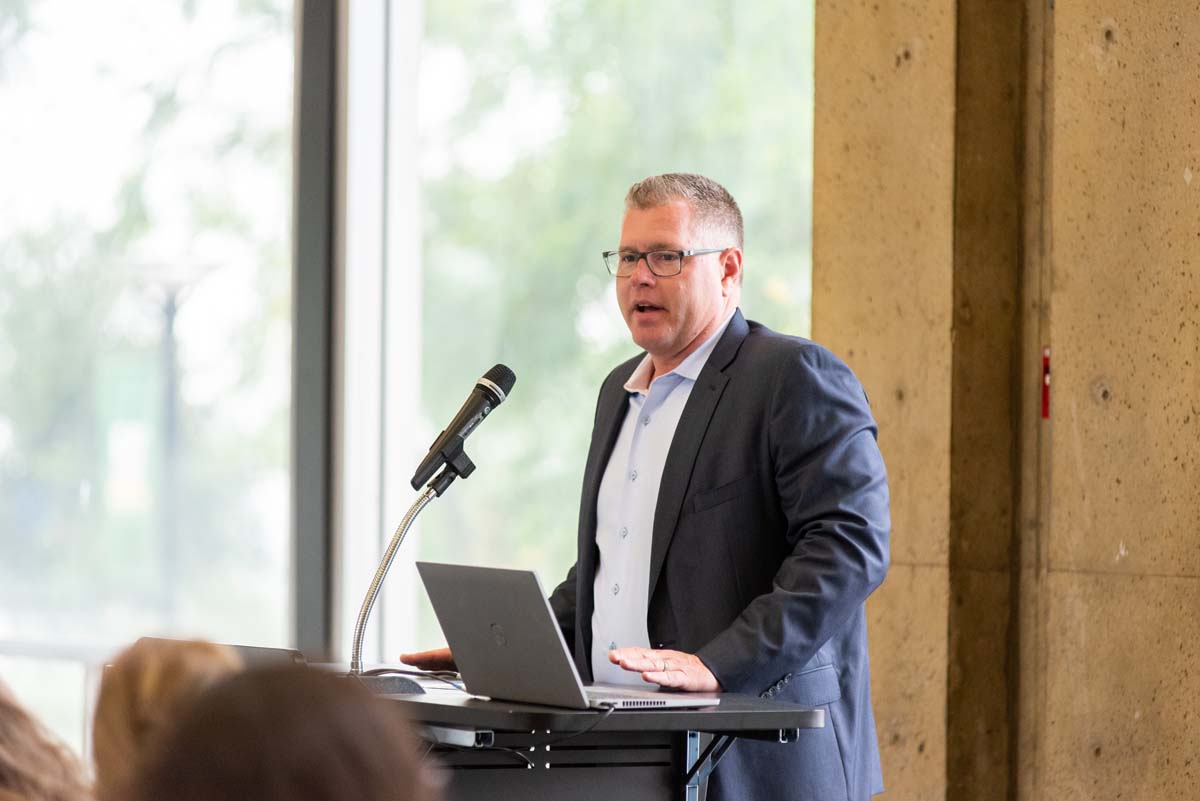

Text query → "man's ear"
[720,247,744,293]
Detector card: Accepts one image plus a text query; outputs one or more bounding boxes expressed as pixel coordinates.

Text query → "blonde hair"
[625,173,744,248]
[0,680,92,801]
[91,639,241,801]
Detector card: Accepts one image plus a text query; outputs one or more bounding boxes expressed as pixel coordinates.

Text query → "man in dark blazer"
[405,173,889,801]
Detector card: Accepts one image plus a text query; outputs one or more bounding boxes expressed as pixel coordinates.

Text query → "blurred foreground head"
[92,638,242,801]
[0,679,91,801]
[135,665,440,801]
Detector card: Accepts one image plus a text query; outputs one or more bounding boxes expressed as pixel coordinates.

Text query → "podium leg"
[683,731,700,801]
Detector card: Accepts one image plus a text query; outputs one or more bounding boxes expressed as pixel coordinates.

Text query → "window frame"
[292,0,339,661]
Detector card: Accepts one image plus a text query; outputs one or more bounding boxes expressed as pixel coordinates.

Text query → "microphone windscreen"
[482,363,516,396]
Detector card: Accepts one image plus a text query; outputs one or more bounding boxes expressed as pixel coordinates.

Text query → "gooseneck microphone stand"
[347,437,476,690]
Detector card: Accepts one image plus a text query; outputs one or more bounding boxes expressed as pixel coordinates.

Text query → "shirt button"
[609,641,617,651]
[612,583,620,595]
[641,415,651,426]
[630,470,638,481]
[619,526,628,539]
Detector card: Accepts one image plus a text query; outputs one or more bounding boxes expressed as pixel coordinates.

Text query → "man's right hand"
[399,647,456,672]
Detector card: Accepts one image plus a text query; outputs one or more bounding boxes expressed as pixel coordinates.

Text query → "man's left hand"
[609,647,721,692]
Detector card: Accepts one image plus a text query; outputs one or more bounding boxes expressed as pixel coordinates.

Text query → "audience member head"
[0,679,92,801]
[92,638,242,801]
[135,665,439,801]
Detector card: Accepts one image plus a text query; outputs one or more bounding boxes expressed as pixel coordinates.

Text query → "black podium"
[386,690,825,801]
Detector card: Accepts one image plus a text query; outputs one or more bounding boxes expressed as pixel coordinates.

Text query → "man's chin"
[626,313,670,340]
[628,330,669,356]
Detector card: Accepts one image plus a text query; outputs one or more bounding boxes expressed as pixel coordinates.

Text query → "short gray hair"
[625,173,744,248]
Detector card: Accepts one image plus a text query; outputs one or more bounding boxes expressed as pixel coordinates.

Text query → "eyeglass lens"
[609,250,682,276]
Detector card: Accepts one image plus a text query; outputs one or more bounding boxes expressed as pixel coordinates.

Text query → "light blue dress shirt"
[590,310,737,684]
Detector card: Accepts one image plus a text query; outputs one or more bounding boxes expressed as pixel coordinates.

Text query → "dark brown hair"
[0,681,92,801]
[134,666,439,801]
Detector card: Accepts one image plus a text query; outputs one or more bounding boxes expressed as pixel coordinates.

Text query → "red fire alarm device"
[1041,347,1050,419]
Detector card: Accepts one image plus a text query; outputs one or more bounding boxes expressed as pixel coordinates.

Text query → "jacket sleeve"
[694,344,891,692]
[547,562,579,650]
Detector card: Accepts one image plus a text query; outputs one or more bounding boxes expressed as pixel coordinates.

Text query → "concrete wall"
[814,2,1199,799]
[947,1,1025,798]
[1026,3,1200,799]
[813,3,957,798]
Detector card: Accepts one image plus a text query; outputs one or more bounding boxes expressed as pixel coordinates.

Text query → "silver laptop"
[416,562,719,711]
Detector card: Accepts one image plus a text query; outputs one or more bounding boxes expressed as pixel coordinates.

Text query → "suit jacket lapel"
[647,310,750,601]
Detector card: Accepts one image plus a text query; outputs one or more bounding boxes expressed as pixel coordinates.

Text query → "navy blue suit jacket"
[548,310,890,801]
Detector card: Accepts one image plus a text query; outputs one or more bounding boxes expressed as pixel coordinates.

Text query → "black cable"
[536,702,618,747]
[434,742,535,769]
[422,705,618,770]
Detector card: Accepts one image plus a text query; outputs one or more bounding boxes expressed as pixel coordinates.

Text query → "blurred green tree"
[0,0,293,648]
[410,0,813,643]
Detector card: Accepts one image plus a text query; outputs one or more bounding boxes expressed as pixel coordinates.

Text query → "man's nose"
[629,255,657,284]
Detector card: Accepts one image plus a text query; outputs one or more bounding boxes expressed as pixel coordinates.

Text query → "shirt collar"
[623,308,738,395]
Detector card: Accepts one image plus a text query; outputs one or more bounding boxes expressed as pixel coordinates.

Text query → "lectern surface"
[384,689,824,734]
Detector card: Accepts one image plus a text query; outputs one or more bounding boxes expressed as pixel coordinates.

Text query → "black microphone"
[410,364,516,491]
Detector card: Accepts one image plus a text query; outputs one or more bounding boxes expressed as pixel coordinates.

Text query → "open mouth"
[634,303,664,313]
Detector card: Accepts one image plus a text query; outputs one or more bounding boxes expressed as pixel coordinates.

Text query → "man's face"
[615,200,738,371]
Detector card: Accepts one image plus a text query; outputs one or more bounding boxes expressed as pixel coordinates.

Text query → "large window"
[0,0,294,750]
[339,0,814,660]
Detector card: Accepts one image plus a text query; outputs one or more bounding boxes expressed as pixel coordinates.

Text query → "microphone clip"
[426,435,476,496]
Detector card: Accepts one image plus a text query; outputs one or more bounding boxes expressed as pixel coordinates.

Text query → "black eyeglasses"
[601,248,727,277]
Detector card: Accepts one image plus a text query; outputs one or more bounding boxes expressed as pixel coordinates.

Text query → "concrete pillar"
[815,2,1199,799]
[814,3,957,798]
[1021,3,1200,799]
[947,1,1025,799]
